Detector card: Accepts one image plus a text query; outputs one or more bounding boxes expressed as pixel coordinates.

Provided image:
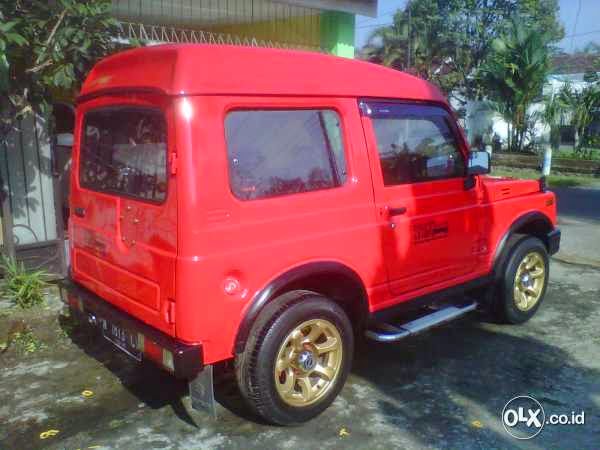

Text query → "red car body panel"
[80,44,447,103]
[71,45,557,365]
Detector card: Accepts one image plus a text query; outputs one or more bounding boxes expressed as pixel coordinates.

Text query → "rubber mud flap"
[189,365,217,418]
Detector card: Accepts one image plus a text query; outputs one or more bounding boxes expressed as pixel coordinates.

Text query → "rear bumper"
[58,278,203,380]
[547,228,561,255]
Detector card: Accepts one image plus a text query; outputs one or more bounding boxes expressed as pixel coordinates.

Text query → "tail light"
[140,337,174,373]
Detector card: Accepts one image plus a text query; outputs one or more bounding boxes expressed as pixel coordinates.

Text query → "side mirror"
[467,150,490,176]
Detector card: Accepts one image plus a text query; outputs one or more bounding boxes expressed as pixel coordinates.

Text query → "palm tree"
[361,1,456,91]
[566,84,600,157]
[362,20,408,69]
[478,17,552,152]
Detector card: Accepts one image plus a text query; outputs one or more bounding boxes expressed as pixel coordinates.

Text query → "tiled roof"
[551,53,600,75]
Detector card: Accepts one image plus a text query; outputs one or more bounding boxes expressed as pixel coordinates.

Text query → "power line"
[565,28,600,39]
[356,8,401,24]
[570,0,583,52]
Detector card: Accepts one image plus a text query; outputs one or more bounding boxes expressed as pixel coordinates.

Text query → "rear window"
[224,109,347,201]
[79,107,167,203]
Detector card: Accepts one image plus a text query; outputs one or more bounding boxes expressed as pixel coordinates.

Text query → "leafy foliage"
[0,0,118,139]
[1,256,48,309]
[12,328,47,353]
[362,0,563,100]
[478,17,552,152]
[560,82,600,157]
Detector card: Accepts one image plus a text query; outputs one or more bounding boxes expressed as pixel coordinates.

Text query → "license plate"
[100,318,142,361]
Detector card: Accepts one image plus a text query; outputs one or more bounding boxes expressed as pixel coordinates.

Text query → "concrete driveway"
[1,188,599,450]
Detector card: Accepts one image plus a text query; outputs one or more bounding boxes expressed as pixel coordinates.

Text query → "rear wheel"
[235,291,353,425]
[491,236,549,324]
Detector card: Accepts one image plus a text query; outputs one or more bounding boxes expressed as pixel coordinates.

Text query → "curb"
[552,254,600,270]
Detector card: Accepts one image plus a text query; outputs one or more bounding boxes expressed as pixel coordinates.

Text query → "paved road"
[552,187,600,222]
[552,187,600,267]
[2,260,599,450]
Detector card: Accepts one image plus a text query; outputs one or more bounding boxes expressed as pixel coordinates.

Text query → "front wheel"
[492,236,550,324]
[235,291,353,425]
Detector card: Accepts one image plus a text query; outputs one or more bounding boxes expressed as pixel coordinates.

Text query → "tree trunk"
[542,144,552,176]
[518,126,525,152]
[0,187,15,260]
[0,102,16,260]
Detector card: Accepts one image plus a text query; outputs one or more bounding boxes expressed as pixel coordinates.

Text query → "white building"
[462,53,599,149]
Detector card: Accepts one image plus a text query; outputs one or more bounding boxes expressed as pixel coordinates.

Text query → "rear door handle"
[74,207,86,218]
[388,207,407,216]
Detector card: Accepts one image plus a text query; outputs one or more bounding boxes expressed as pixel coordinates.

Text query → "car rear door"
[70,95,177,335]
[361,100,483,297]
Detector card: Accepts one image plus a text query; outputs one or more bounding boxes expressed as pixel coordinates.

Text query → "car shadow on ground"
[57,313,263,427]
[57,314,197,424]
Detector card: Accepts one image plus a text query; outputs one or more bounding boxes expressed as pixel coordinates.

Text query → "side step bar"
[365,302,478,343]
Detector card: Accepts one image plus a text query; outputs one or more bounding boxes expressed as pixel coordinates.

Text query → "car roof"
[79,44,447,104]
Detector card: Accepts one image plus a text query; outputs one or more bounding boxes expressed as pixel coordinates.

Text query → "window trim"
[78,105,169,205]
[223,107,349,202]
[362,99,468,186]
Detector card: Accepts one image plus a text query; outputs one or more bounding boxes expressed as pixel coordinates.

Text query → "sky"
[355,0,600,52]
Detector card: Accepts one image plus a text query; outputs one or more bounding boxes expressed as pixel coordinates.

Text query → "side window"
[369,103,465,185]
[80,107,167,202]
[224,109,347,200]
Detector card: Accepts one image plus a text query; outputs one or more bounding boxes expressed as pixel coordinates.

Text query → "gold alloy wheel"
[513,251,546,311]
[274,318,343,407]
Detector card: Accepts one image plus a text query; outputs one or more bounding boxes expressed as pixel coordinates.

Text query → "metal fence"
[0,113,66,273]
[116,21,325,52]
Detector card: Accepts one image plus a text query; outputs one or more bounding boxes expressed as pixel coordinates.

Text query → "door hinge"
[169,152,178,175]
[164,298,176,325]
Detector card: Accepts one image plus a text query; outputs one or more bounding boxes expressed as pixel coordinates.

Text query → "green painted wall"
[320,11,355,58]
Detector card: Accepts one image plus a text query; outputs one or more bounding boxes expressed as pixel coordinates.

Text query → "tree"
[560,82,600,157]
[0,0,119,141]
[362,0,564,102]
[478,17,552,152]
[362,0,462,93]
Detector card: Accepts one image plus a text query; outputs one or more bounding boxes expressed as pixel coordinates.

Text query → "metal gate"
[0,113,66,275]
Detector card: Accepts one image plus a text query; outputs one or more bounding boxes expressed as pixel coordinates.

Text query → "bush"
[12,329,47,353]
[0,256,48,309]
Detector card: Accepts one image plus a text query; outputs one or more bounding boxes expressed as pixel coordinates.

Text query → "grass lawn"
[491,165,600,188]
[555,145,600,161]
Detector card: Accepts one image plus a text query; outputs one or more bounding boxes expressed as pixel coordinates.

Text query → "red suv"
[62,44,560,425]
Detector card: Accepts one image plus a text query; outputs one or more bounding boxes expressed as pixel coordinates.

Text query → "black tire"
[491,235,549,324]
[235,291,354,425]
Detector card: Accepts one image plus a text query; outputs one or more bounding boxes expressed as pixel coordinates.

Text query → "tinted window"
[80,108,167,202]
[225,109,347,200]
[369,103,465,185]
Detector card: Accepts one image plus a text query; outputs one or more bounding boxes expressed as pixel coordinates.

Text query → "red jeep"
[62,44,560,425]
